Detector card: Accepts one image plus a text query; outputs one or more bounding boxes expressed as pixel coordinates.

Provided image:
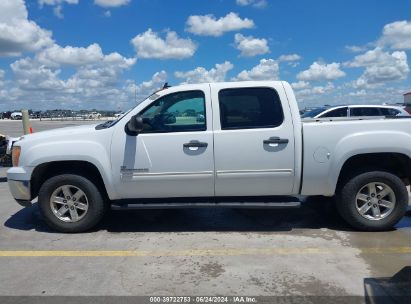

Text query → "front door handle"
[183,141,208,148]
[263,137,289,145]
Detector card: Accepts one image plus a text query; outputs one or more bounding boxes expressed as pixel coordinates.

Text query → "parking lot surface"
[0,119,108,137]
[0,120,411,299]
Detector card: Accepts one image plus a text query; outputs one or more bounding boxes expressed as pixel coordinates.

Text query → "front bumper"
[8,179,31,206]
[7,166,33,207]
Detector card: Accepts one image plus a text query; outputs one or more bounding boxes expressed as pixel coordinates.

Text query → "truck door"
[211,83,296,196]
[111,84,215,199]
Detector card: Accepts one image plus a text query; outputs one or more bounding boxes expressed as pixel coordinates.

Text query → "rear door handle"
[263,137,289,145]
[183,141,208,148]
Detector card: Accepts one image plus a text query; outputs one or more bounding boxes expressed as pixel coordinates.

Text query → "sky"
[0,0,411,111]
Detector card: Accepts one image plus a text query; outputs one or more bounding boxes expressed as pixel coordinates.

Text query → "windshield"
[301,107,327,118]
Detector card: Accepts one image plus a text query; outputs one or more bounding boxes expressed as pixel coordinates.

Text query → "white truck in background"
[7,81,411,232]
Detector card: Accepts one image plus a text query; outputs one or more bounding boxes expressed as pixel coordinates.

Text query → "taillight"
[403,106,411,115]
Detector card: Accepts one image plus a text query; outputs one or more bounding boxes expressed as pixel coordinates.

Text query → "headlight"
[12,146,21,167]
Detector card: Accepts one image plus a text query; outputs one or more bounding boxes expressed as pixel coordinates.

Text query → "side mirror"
[125,115,144,135]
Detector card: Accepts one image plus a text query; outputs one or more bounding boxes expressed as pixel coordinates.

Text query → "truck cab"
[111,82,300,199]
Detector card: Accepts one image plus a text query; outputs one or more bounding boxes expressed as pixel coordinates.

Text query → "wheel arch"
[30,160,112,201]
[335,152,411,191]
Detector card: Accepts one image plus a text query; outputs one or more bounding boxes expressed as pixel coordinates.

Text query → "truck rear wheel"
[38,174,106,233]
[336,171,408,231]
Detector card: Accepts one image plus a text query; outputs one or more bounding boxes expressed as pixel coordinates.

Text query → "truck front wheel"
[38,174,106,233]
[336,171,408,231]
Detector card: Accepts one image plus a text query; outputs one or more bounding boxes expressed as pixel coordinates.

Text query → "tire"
[336,171,408,231]
[38,174,106,233]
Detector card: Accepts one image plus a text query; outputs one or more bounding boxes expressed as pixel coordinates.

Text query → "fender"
[26,141,118,200]
[327,130,411,195]
[16,127,120,200]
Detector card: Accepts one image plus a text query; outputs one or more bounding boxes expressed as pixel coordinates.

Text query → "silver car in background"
[302,105,411,119]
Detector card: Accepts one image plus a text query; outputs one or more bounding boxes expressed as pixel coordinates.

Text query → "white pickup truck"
[7,81,411,232]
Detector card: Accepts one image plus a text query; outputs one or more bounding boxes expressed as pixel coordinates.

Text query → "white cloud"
[11,50,135,92]
[297,62,346,81]
[94,0,130,7]
[310,82,335,94]
[278,54,302,62]
[349,90,367,97]
[38,0,79,18]
[233,58,279,81]
[345,45,368,53]
[175,62,234,84]
[346,87,407,104]
[291,81,310,90]
[62,51,136,93]
[346,48,409,89]
[0,69,5,89]
[236,0,267,8]
[379,20,411,49]
[278,54,301,67]
[11,57,65,91]
[354,59,409,88]
[294,82,335,98]
[340,21,411,90]
[38,0,78,4]
[186,12,254,37]
[68,62,134,92]
[346,47,390,67]
[52,5,64,18]
[39,0,128,17]
[7,42,136,109]
[299,85,408,108]
[131,29,197,59]
[37,43,105,66]
[344,21,411,54]
[234,33,269,57]
[0,0,53,56]
[133,71,168,100]
[0,74,4,90]
[36,43,136,69]
[0,2,138,109]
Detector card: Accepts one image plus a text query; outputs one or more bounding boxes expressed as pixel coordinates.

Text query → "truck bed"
[300,116,411,196]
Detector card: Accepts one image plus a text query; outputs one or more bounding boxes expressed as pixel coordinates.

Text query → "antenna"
[163,82,171,89]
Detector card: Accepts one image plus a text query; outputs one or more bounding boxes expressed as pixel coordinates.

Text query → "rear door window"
[218,87,284,130]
